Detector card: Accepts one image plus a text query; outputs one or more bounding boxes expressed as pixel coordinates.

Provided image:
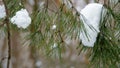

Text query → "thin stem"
[34,0,38,11]
[58,30,64,43]
[6,18,11,68]
[2,0,11,68]
[45,0,48,12]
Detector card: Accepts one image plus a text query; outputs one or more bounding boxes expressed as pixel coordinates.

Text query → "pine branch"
[2,0,11,68]
[58,30,64,43]
[26,0,120,67]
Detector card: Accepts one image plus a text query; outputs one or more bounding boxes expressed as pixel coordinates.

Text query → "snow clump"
[11,9,31,29]
[80,3,103,47]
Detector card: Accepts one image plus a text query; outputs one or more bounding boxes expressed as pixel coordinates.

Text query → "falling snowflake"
[51,24,56,30]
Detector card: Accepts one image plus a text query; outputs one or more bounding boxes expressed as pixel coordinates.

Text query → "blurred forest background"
[0,0,119,68]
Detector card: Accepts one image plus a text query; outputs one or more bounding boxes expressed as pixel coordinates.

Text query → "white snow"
[51,43,57,49]
[11,9,31,29]
[0,5,6,19]
[53,43,57,48]
[19,3,22,6]
[51,24,56,30]
[80,3,103,47]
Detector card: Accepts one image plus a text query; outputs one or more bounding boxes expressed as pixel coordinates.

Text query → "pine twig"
[58,30,64,43]
[2,0,11,68]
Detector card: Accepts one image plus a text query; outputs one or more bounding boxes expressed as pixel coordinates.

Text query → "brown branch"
[68,0,80,16]
[2,0,11,68]
[45,0,48,12]
[34,0,39,11]
[58,30,64,43]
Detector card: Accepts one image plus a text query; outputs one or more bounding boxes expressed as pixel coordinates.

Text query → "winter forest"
[0,0,120,68]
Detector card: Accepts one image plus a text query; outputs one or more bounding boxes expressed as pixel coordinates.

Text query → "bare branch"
[2,0,11,68]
